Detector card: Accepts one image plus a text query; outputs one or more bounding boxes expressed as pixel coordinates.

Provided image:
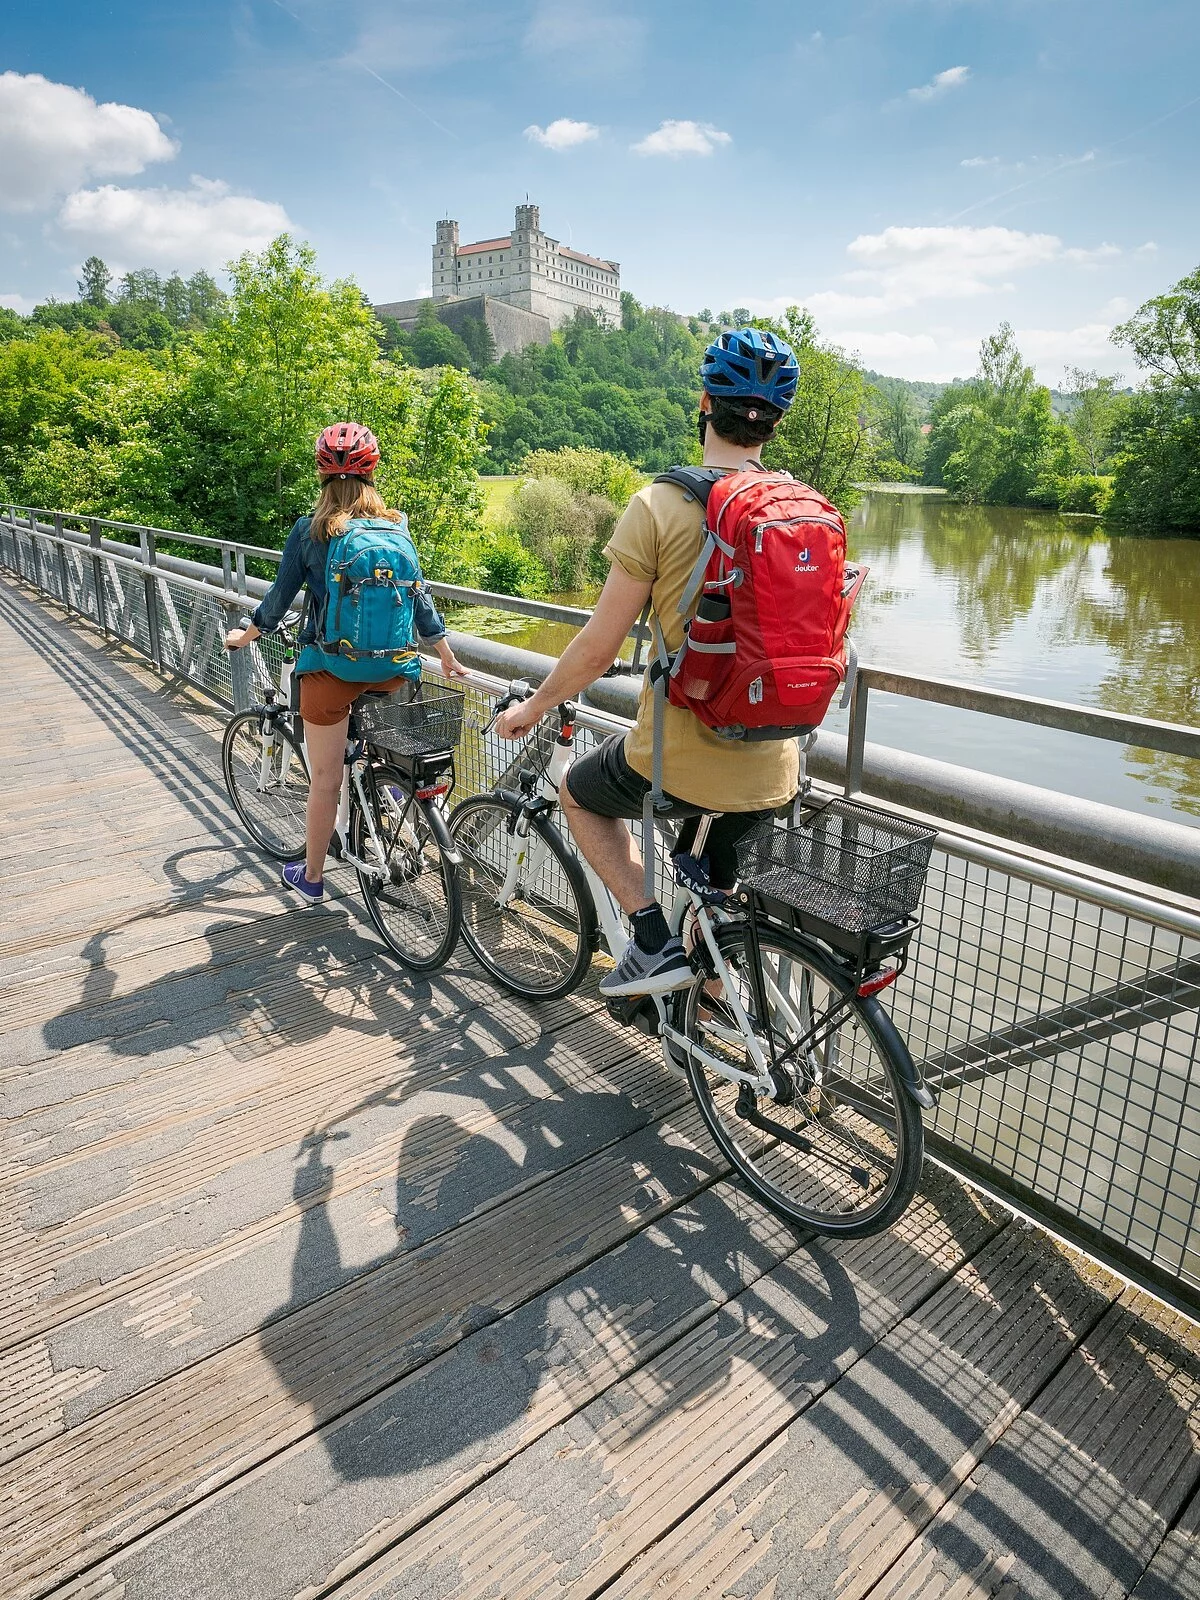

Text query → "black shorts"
[564,733,773,889]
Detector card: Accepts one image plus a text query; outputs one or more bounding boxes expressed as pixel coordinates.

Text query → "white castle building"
[374,203,621,360]
[434,203,620,330]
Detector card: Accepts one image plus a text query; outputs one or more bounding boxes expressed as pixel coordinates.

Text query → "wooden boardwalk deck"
[2,571,1199,1600]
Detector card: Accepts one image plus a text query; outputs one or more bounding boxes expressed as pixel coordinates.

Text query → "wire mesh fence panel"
[893,850,1200,1292]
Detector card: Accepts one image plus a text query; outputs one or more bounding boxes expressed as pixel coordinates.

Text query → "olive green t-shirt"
[605,478,799,813]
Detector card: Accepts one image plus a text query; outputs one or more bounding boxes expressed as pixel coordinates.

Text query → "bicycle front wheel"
[679,922,923,1237]
[351,767,461,971]
[449,794,595,1001]
[222,709,309,860]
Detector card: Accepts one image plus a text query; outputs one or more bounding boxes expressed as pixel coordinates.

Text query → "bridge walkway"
[1,573,1198,1600]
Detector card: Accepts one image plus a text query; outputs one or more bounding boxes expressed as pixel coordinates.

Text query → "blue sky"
[2,0,1197,380]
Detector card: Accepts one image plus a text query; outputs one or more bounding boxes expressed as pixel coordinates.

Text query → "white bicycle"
[221,622,463,971]
[447,681,938,1238]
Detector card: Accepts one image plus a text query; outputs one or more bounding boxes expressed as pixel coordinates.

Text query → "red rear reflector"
[858,967,898,997]
[415,784,450,800]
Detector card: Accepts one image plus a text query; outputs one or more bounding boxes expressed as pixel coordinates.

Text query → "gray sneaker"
[600,935,693,997]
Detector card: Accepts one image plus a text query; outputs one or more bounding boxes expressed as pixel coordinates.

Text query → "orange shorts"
[298,670,407,726]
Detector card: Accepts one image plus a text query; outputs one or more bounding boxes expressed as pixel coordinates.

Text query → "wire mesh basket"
[354,688,465,758]
[736,796,936,934]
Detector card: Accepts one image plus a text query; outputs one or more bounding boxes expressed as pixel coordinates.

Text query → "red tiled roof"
[558,246,615,271]
[457,236,512,256]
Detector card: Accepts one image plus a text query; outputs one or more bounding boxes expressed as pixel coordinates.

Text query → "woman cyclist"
[225,422,464,904]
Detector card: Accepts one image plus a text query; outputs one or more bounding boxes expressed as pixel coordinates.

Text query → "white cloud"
[1135,240,1159,256]
[1013,323,1120,364]
[960,155,1001,168]
[0,71,176,212]
[0,291,36,314]
[632,120,731,158]
[525,118,600,151]
[836,225,1120,312]
[832,330,940,361]
[907,65,971,103]
[57,176,293,272]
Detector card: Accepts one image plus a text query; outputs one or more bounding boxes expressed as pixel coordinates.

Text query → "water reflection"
[451,491,1199,827]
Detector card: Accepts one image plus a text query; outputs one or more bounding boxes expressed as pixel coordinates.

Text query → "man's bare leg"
[559,784,652,915]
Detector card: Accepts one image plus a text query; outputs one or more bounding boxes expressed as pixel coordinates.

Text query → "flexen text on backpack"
[317,517,424,683]
[654,467,867,739]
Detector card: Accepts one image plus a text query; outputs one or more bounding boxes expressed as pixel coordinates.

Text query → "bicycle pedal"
[605,994,659,1037]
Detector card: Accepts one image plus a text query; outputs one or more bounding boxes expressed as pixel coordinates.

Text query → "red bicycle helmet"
[315,422,380,480]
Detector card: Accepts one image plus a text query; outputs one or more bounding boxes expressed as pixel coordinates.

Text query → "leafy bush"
[518,445,640,508]
[506,475,620,590]
[1059,473,1113,514]
[477,528,548,596]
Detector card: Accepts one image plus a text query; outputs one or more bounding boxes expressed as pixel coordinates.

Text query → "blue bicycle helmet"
[700,327,799,411]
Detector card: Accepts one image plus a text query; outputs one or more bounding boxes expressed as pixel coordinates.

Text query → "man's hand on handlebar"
[494,684,542,741]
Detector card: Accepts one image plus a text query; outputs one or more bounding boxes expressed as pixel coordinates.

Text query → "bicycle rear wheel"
[352,766,461,971]
[222,709,309,860]
[679,922,923,1237]
[449,794,594,1001]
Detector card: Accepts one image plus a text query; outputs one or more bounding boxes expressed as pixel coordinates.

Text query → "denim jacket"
[251,515,447,654]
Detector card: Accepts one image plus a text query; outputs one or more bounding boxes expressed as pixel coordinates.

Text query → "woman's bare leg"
[303,715,349,881]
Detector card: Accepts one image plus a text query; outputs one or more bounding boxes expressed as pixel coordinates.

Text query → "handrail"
[8,503,1199,773]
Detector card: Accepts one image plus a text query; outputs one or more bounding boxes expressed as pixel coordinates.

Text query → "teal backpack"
[314,516,424,683]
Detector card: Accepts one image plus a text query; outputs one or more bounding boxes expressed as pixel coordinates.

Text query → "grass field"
[480,475,519,527]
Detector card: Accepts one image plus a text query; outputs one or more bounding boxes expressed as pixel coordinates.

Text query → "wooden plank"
[0,1003,686,1465]
[1130,1483,1200,1600]
[603,1223,1118,1600]
[44,1179,811,1600]
[0,1106,724,1600]
[861,1288,1200,1600]
[320,1173,1004,1600]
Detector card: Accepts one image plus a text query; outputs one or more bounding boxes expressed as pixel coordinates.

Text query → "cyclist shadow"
[259,980,872,1492]
[38,840,410,1064]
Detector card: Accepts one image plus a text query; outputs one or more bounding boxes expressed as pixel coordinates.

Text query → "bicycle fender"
[861,997,937,1110]
[420,797,461,867]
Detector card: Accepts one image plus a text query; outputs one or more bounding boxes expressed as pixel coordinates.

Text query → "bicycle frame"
[492,700,779,1098]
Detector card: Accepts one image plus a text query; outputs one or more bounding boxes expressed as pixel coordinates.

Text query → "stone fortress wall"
[371,293,553,361]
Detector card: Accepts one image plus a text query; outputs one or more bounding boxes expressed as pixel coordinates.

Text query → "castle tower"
[514,203,540,234]
[432,218,459,300]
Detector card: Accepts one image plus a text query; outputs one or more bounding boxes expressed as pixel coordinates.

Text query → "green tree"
[518,445,640,506]
[1062,367,1126,473]
[1109,266,1200,531]
[409,303,471,370]
[876,385,924,473]
[756,307,875,512]
[1112,267,1200,397]
[77,256,112,309]
[185,271,226,325]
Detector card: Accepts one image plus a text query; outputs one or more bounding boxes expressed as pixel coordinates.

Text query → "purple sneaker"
[282,862,324,904]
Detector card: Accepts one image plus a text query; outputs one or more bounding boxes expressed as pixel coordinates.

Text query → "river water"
[450,489,1200,828]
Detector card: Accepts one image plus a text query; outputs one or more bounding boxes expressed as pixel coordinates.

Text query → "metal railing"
[3,502,1199,1315]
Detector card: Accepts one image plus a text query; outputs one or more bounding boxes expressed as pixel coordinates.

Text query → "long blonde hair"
[309,476,404,543]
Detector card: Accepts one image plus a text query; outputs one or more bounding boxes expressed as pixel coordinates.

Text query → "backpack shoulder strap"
[652,466,725,508]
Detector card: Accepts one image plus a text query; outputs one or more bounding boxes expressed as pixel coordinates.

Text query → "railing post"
[90,519,108,633]
[226,601,253,711]
[54,514,71,611]
[221,543,233,594]
[844,676,868,797]
[235,548,248,598]
[142,529,163,669]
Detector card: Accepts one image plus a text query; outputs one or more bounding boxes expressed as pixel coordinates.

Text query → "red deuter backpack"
[651,466,867,740]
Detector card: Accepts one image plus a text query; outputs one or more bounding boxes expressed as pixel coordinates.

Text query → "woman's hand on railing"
[224,619,260,652]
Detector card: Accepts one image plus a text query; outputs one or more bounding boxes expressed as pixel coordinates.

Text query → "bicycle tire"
[679,921,923,1237]
[351,765,461,972]
[449,793,595,1001]
[222,709,309,861]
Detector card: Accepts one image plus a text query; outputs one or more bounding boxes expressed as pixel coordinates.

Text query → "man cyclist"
[495,327,801,997]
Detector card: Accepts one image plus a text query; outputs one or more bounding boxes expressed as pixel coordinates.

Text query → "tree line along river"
[450,489,1200,830]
